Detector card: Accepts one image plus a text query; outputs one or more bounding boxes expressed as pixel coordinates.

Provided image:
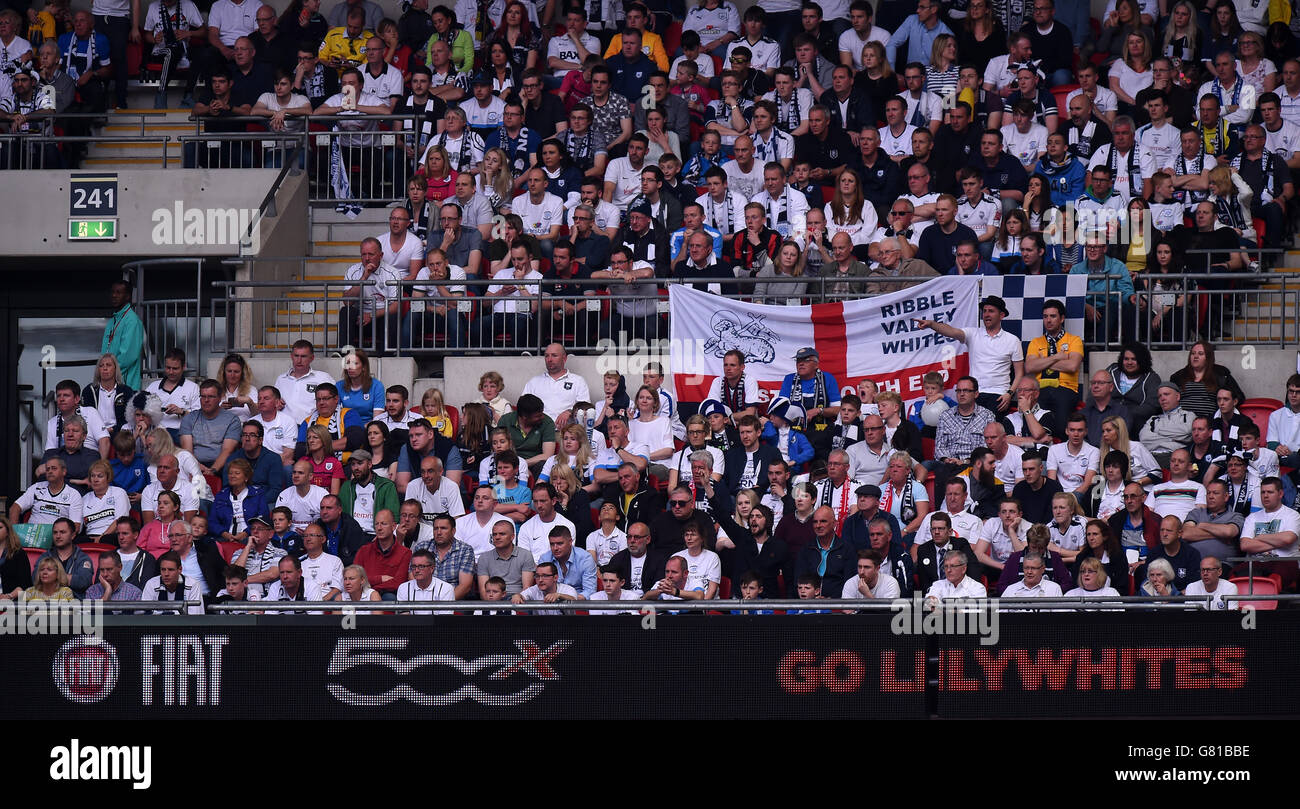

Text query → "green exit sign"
[69,218,118,241]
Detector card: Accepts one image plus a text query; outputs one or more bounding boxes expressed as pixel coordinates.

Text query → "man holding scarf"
[1024,299,1083,435]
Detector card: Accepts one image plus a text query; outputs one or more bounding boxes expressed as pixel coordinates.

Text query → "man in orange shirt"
[1024,299,1084,438]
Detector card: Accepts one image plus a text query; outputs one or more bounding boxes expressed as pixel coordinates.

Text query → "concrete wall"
[15,170,287,258]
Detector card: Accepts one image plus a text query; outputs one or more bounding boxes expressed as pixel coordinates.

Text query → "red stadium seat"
[1240,398,1281,440]
[204,473,222,496]
[1253,217,1266,245]
[924,474,935,505]
[218,541,244,563]
[25,547,44,573]
[445,404,460,437]
[1051,83,1079,119]
[922,437,935,462]
[1230,576,1280,610]
[718,575,731,599]
[661,21,682,57]
[79,543,117,572]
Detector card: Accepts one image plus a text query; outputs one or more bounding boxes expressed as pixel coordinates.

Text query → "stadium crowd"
[6,280,1300,610]
[3,0,1300,610]
[0,0,1295,349]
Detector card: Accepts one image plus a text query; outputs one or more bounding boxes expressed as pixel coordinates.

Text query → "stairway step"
[285,290,346,299]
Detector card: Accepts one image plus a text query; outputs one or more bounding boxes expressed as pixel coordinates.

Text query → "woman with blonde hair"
[1100,415,1161,486]
[925,34,959,98]
[549,460,594,541]
[25,557,74,602]
[1064,556,1122,598]
[82,459,130,541]
[218,353,256,421]
[1047,490,1087,562]
[0,517,32,598]
[1161,0,1201,65]
[716,488,759,547]
[336,565,381,601]
[83,352,133,434]
[856,41,896,119]
[540,424,596,484]
[1109,30,1154,114]
[300,424,344,494]
[1207,165,1256,243]
[478,147,515,213]
[1236,31,1279,97]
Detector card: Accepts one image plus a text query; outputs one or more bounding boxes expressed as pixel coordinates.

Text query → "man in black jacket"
[608,522,668,597]
[116,516,159,592]
[933,101,983,195]
[167,520,227,602]
[913,511,981,593]
[723,415,783,496]
[317,495,367,565]
[795,506,858,597]
[650,486,717,555]
[604,462,665,529]
[821,64,875,138]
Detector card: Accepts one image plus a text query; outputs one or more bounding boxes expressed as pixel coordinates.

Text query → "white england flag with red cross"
[669,276,981,404]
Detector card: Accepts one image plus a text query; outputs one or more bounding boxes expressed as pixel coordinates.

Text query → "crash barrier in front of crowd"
[17,608,1295,719]
[210,271,1300,357]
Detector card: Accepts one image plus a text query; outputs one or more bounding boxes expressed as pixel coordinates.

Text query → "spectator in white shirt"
[1267,374,1300,472]
[522,342,591,428]
[840,548,901,600]
[274,340,336,424]
[1184,556,1239,609]
[999,549,1063,600]
[925,549,987,603]
[1241,477,1300,589]
[396,548,456,612]
[511,560,582,612]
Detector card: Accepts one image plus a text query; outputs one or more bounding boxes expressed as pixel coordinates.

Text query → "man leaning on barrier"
[142,550,205,615]
[924,549,987,604]
[84,550,143,605]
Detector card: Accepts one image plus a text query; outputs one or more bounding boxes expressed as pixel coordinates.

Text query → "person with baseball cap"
[914,294,1026,413]
[777,347,841,453]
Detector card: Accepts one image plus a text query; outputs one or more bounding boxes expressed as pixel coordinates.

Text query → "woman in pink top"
[139,490,182,558]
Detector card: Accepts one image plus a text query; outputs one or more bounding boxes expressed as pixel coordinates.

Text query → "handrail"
[206,595,1237,613]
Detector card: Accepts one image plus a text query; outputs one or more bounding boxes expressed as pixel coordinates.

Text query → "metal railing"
[203,595,1275,613]
[1083,252,1297,350]
[124,257,226,378]
[212,271,1300,357]
[176,131,307,170]
[304,113,426,207]
[0,131,172,168]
